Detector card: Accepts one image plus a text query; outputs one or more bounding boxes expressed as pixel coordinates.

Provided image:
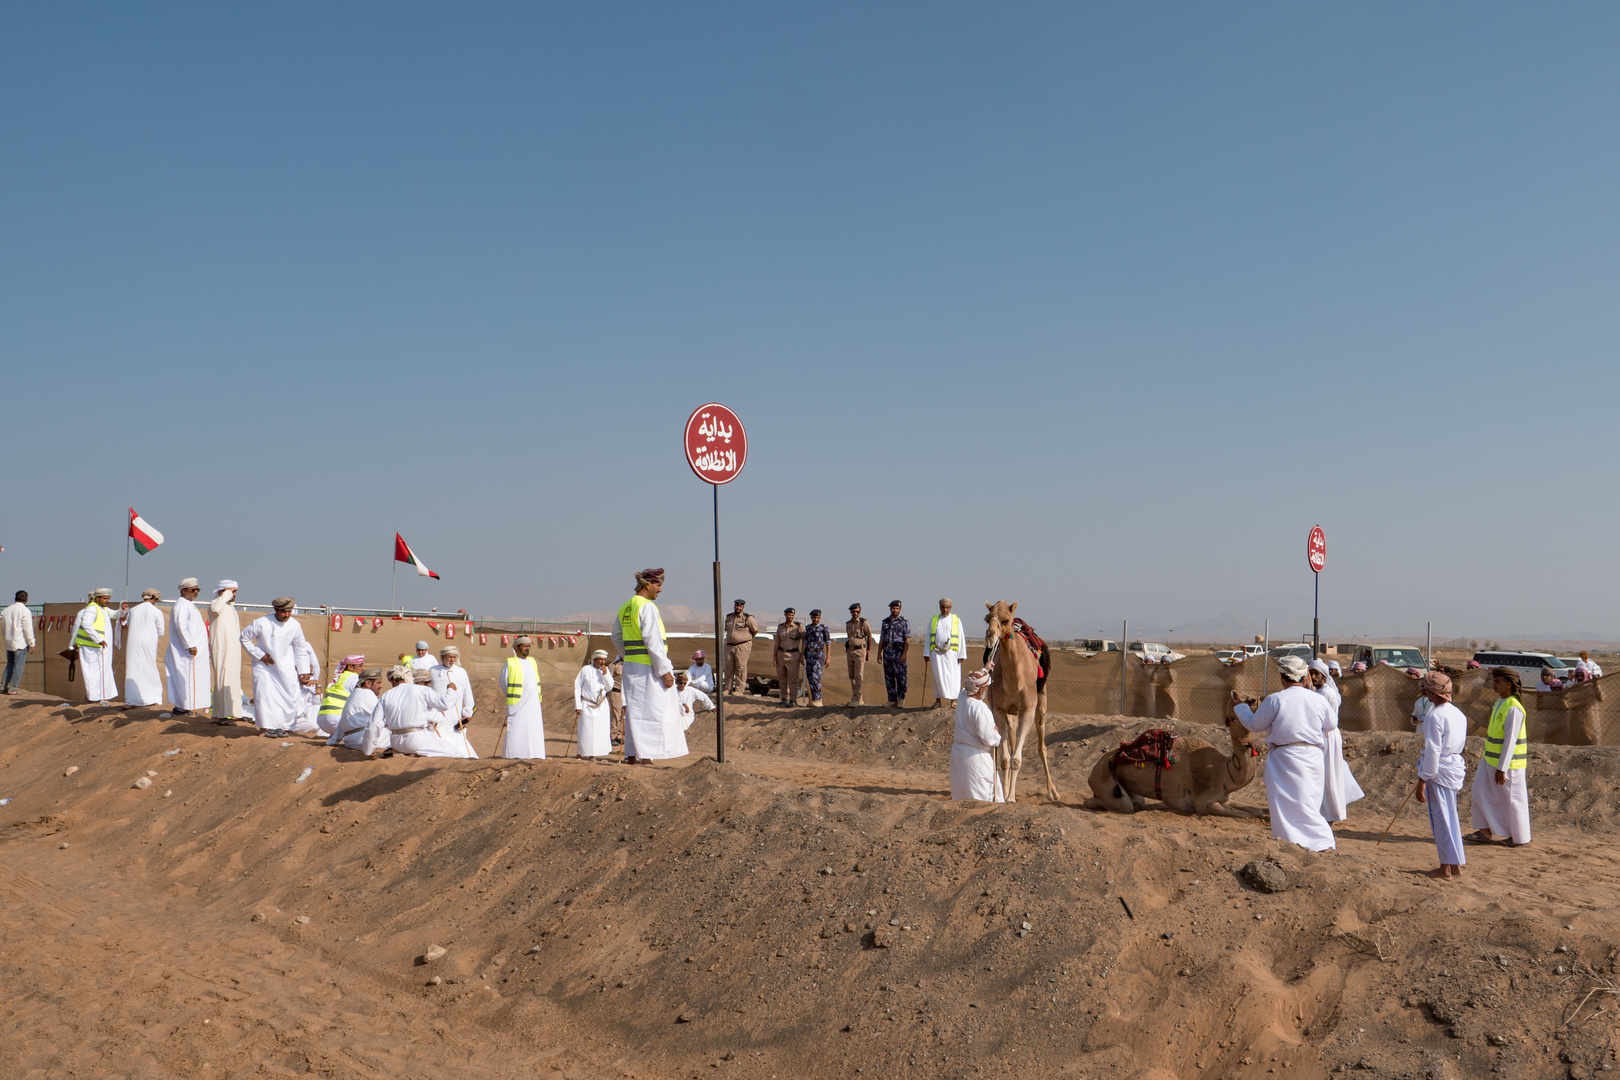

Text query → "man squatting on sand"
[950,666,1004,802]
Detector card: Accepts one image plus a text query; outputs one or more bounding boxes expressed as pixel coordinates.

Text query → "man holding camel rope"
[1233,654,1337,851]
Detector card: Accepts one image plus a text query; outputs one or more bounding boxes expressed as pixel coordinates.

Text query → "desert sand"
[3,685,1617,1079]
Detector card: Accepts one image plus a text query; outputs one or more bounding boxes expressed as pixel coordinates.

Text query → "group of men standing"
[721,597,969,708]
[65,580,246,719]
[1232,652,1535,876]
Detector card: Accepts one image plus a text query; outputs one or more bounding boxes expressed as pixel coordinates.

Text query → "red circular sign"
[1308,525,1326,573]
[684,403,747,485]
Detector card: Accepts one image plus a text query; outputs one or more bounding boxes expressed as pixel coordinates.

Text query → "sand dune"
[3,693,1617,1079]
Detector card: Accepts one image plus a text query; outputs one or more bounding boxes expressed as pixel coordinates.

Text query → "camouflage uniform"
[803,621,832,705]
[880,613,910,705]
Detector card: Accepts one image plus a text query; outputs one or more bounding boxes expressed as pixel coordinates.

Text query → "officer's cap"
[809,609,822,617]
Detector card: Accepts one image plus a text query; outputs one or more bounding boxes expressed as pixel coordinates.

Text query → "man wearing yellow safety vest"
[72,588,118,705]
[1467,666,1532,847]
[612,568,685,764]
[500,636,545,758]
[316,655,366,737]
[923,598,966,706]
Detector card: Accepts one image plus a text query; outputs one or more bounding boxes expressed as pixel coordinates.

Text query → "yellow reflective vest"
[1484,696,1528,770]
[73,604,108,649]
[318,670,359,719]
[504,656,541,705]
[929,613,961,654]
[618,595,667,666]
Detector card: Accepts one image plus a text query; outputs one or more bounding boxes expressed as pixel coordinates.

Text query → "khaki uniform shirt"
[845,617,873,660]
[725,611,759,646]
[774,620,803,662]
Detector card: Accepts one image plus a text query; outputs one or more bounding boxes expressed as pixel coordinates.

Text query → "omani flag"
[129,507,164,555]
[393,532,440,579]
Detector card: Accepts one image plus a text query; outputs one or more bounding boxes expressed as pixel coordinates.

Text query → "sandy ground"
[2,691,1618,1080]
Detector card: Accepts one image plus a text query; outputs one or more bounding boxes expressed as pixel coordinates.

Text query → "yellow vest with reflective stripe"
[618,595,667,666]
[1484,696,1528,769]
[929,613,961,654]
[318,670,359,718]
[73,604,108,649]
[505,656,540,705]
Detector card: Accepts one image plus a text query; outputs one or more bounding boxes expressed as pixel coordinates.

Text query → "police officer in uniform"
[844,603,874,706]
[774,607,804,705]
[803,609,831,707]
[880,600,911,706]
[608,655,625,746]
[724,599,759,694]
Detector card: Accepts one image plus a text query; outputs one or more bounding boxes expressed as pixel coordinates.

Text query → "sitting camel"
[1085,691,1261,817]
[983,601,1057,803]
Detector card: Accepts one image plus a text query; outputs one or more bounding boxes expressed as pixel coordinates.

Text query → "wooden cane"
[1377,783,1419,846]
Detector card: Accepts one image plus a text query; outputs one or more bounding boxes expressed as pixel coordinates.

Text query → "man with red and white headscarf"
[1414,671,1468,878]
[685,649,715,694]
[950,667,1004,802]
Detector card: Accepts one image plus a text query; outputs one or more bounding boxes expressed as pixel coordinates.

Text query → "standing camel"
[983,601,1058,803]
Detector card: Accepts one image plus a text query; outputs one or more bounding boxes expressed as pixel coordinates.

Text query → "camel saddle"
[1109,728,1179,801]
[1011,618,1050,688]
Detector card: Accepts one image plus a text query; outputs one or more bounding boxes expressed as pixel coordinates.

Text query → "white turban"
[178,577,199,590]
[963,667,992,696]
[216,580,238,592]
[1307,658,1331,677]
[1277,656,1310,682]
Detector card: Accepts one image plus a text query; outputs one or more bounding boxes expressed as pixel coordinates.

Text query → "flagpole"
[124,536,131,605]
[392,559,397,611]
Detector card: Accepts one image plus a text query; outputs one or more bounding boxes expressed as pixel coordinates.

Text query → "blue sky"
[2,4,1617,640]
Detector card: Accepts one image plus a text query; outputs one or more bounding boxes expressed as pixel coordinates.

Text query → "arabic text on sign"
[697,413,733,443]
[693,448,738,473]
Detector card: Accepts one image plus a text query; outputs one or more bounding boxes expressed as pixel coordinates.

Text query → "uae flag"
[129,507,164,555]
[394,532,440,579]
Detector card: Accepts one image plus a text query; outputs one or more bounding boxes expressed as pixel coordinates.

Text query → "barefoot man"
[1414,671,1467,879]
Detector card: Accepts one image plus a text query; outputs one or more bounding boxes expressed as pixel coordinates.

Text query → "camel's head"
[984,600,1018,644]
[1223,689,1258,721]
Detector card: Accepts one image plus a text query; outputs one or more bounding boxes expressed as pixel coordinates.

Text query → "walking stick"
[1377,783,1419,846]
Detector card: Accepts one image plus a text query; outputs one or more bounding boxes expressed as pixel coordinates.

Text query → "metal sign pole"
[1120,619,1127,715]
[1263,618,1270,697]
[1313,571,1320,657]
[713,483,725,764]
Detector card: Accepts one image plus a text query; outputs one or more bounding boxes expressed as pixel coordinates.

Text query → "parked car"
[1350,644,1428,670]
[1127,641,1185,664]
[1075,639,1121,654]
[1214,644,1266,663]
[1473,650,1573,689]
[1268,642,1316,662]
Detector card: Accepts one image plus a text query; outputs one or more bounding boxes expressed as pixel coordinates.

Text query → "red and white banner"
[500,635,510,647]
[373,617,383,630]
[463,621,472,636]
[446,624,455,639]
[128,507,165,555]
[393,532,440,579]
[478,633,487,645]
[330,614,343,631]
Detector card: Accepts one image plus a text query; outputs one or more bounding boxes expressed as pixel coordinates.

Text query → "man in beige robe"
[209,579,245,723]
